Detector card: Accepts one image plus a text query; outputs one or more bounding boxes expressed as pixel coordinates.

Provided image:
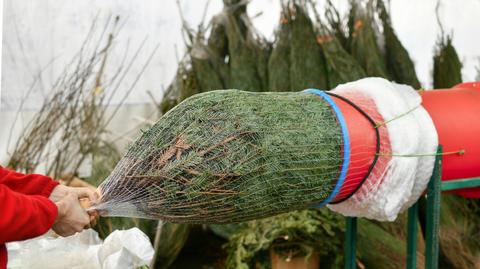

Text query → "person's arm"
[0,167,97,206]
[0,184,57,243]
[0,182,94,243]
[0,167,97,241]
[0,167,58,197]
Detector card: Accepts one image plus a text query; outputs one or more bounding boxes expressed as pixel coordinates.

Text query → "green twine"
[374,105,420,128]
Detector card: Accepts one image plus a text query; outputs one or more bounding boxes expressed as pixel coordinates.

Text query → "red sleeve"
[0,184,58,244]
[0,167,58,197]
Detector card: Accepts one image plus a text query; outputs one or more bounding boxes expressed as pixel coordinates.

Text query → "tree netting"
[268,6,292,92]
[94,90,345,223]
[433,35,463,89]
[327,78,438,221]
[288,3,328,90]
[377,0,421,89]
[219,0,270,91]
[348,2,390,79]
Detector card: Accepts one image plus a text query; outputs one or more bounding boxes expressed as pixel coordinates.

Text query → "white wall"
[1,0,480,164]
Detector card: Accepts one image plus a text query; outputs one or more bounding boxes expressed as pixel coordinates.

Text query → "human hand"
[50,184,100,228]
[49,184,98,203]
[52,192,91,237]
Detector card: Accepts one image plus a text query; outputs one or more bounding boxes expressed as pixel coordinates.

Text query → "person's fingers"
[79,211,90,225]
[74,225,84,233]
[79,198,91,209]
[89,215,97,227]
[87,209,99,227]
[94,188,102,201]
[60,229,76,237]
[77,215,90,231]
[74,187,97,202]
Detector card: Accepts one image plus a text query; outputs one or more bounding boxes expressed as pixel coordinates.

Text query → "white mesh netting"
[328,78,438,221]
[92,91,346,223]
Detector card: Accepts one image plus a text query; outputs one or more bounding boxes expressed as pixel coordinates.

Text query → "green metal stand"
[424,147,442,269]
[343,145,480,269]
[344,217,357,269]
[406,202,419,269]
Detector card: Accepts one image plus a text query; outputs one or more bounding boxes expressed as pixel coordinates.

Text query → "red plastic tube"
[422,82,480,198]
[329,94,378,202]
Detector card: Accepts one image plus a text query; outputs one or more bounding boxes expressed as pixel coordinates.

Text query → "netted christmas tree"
[313,1,366,88]
[433,35,462,89]
[347,1,390,79]
[95,90,343,224]
[377,0,421,88]
[268,4,293,92]
[432,1,462,89]
[218,0,271,91]
[289,3,328,90]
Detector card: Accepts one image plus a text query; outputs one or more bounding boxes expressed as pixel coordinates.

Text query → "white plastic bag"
[7,228,154,269]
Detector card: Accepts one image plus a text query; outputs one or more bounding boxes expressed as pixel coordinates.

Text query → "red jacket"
[0,167,59,269]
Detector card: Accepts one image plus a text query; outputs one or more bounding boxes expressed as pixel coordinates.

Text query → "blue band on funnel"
[304,89,350,207]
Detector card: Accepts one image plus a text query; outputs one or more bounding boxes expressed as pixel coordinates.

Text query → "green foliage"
[225,209,343,269]
[356,218,409,269]
[209,223,248,240]
[316,3,366,89]
[221,1,270,91]
[268,12,292,92]
[325,0,349,50]
[378,0,421,88]
[204,15,231,89]
[153,223,192,269]
[159,58,200,115]
[436,195,480,268]
[348,2,390,79]
[317,30,366,88]
[289,4,328,90]
[191,37,226,93]
[150,1,446,267]
[433,36,462,89]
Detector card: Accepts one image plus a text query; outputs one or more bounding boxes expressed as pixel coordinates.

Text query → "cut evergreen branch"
[225,209,343,269]
[436,195,480,268]
[356,218,419,268]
